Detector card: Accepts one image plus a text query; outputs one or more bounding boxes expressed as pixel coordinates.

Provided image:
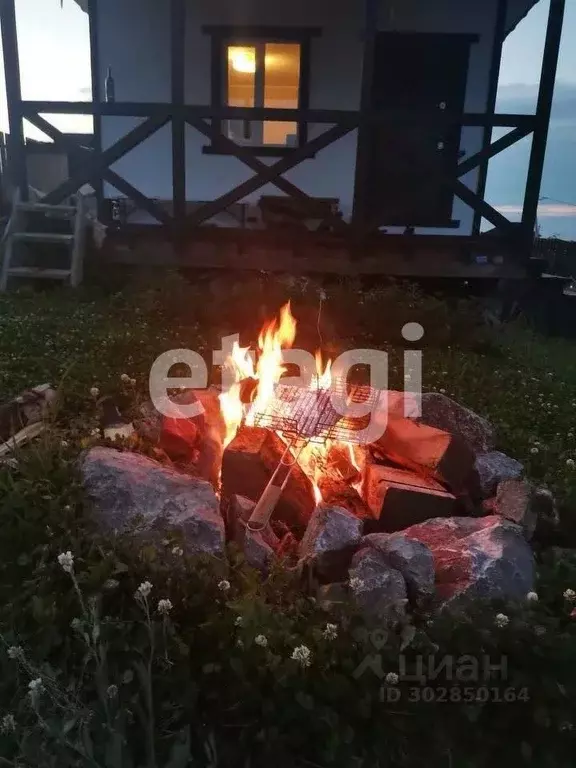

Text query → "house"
[0,0,566,276]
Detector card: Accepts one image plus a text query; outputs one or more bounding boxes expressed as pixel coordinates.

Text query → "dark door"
[361,33,474,228]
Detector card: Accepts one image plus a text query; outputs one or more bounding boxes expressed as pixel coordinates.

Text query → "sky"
[1,0,576,237]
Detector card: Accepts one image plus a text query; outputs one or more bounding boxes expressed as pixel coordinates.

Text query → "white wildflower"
[57,551,74,574]
[90,428,100,437]
[120,374,130,383]
[291,645,312,667]
[6,646,22,661]
[157,599,173,616]
[526,591,539,602]
[567,459,575,469]
[349,576,364,591]
[385,672,399,685]
[439,388,446,394]
[254,634,268,648]
[563,588,576,602]
[530,447,539,455]
[217,580,231,592]
[236,638,244,648]
[28,678,44,704]
[495,613,509,628]
[136,581,153,599]
[60,440,69,449]
[322,623,338,641]
[534,625,546,637]
[106,684,118,699]
[90,387,100,398]
[235,616,244,627]
[171,546,184,556]
[1,714,15,733]
[130,378,137,386]
[70,618,83,632]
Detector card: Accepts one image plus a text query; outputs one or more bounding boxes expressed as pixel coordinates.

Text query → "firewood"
[221,425,315,532]
[317,474,373,521]
[325,443,361,484]
[0,383,56,442]
[0,422,46,458]
[362,463,456,533]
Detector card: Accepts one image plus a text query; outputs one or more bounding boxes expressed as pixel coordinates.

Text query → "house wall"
[94,0,535,234]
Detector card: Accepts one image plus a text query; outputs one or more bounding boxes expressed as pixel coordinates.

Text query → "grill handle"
[247,439,303,532]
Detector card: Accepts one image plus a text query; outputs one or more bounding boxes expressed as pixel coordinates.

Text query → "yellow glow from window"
[228,47,256,74]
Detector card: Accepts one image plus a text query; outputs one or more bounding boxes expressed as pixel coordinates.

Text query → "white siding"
[95,0,537,234]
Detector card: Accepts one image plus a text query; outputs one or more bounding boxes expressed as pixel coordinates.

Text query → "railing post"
[88,0,104,220]
[351,0,379,230]
[521,0,565,244]
[0,0,27,199]
[472,0,508,236]
[171,0,187,226]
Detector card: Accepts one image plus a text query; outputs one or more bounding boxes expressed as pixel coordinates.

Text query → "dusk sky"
[1,0,575,237]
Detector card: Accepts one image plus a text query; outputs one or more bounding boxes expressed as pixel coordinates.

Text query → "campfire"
[156,302,480,571]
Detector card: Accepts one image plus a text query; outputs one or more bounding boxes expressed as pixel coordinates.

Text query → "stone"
[399,515,534,602]
[81,446,225,556]
[361,533,435,604]
[420,392,495,454]
[300,503,363,581]
[493,479,537,538]
[349,547,408,622]
[362,464,456,533]
[474,451,524,498]
[243,529,276,572]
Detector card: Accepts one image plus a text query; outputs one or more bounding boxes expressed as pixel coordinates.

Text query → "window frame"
[202,26,321,157]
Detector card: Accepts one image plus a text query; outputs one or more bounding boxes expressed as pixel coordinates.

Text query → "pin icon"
[370,629,389,650]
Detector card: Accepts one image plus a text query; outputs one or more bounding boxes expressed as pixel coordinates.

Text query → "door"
[361,33,474,228]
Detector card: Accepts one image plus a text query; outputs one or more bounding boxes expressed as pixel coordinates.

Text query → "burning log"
[370,417,477,496]
[325,443,361,485]
[221,425,315,532]
[160,388,225,488]
[362,464,456,533]
[317,474,373,521]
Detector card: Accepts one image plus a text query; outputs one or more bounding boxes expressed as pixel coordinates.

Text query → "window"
[203,27,320,155]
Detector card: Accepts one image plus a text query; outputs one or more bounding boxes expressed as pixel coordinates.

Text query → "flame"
[313,350,332,390]
[247,302,297,424]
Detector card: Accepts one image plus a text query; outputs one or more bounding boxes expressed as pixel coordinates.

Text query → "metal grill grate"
[250,379,379,444]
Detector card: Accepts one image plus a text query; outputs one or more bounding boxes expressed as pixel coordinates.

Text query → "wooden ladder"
[0,190,86,291]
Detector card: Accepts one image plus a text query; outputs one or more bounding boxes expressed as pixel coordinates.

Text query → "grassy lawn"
[0,273,576,767]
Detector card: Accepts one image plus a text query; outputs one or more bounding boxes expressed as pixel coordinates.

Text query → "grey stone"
[420,392,495,454]
[243,529,276,572]
[300,503,363,581]
[349,548,408,622]
[399,515,534,603]
[361,532,435,604]
[475,451,524,498]
[81,447,225,556]
[493,479,537,539]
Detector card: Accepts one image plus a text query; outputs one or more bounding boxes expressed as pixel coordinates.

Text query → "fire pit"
[82,302,546,614]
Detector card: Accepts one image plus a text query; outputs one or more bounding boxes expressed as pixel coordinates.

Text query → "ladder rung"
[17,203,76,215]
[8,267,71,280]
[12,232,74,244]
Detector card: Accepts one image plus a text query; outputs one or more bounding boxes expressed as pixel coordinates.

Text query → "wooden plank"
[457,125,531,177]
[183,123,354,228]
[0,423,46,458]
[103,168,172,225]
[19,100,538,128]
[452,179,517,234]
[522,0,566,236]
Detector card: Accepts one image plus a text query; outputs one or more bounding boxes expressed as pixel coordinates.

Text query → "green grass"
[0,273,576,767]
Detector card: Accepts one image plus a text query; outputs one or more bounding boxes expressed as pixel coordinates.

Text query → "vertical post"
[88,0,104,219]
[171,0,186,225]
[351,0,379,228]
[521,0,565,240]
[472,0,507,236]
[0,0,27,199]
